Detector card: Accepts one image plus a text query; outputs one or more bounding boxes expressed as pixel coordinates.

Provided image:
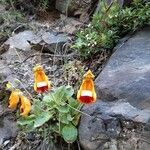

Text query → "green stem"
[67,103,91,118]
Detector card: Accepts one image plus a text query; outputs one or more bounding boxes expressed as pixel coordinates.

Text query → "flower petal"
[20,96,31,117]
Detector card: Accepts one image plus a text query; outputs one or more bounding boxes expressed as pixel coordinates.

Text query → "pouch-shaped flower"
[77,70,96,104]
[20,95,31,117]
[33,65,51,93]
[8,89,21,109]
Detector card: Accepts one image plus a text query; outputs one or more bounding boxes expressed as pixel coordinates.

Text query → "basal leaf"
[17,115,35,126]
[58,105,69,113]
[61,124,77,143]
[65,85,74,97]
[60,113,69,124]
[67,114,73,121]
[34,112,53,128]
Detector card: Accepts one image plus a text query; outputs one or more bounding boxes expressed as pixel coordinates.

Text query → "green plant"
[1,0,51,12]
[73,0,150,59]
[2,10,24,23]
[40,0,49,10]
[0,10,25,37]
[17,85,81,144]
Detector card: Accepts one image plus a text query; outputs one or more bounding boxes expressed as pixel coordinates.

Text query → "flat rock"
[41,32,69,53]
[5,30,38,51]
[95,27,150,109]
[5,30,69,53]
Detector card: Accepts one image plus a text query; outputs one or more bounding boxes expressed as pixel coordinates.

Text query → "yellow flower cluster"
[8,89,31,117]
[8,65,97,117]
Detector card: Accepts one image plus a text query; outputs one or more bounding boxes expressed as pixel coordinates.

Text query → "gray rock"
[42,32,67,44]
[41,32,69,53]
[5,30,38,51]
[0,115,18,143]
[95,27,150,109]
[5,30,69,53]
[79,100,150,150]
[79,101,120,150]
[79,27,150,150]
[0,48,33,90]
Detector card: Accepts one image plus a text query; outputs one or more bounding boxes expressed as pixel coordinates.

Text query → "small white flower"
[87,23,91,27]
[86,34,89,38]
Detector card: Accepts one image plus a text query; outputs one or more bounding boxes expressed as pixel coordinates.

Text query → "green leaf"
[43,93,55,103]
[32,99,43,115]
[60,113,69,124]
[65,85,74,97]
[34,112,53,128]
[54,86,66,103]
[43,93,56,108]
[68,97,79,108]
[54,85,74,104]
[43,94,51,102]
[17,115,35,132]
[17,115,35,126]
[61,124,77,143]
[67,114,73,121]
[58,105,69,113]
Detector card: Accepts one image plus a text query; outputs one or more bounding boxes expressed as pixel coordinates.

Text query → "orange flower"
[33,65,51,93]
[77,70,96,104]
[8,89,21,109]
[20,95,31,117]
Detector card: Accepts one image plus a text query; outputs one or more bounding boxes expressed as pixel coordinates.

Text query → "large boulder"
[95,27,150,109]
[79,27,150,150]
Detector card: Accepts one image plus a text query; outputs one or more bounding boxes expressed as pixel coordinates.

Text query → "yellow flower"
[77,70,96,104]
[8,89,21,109]
[33,65,51,93]
[20,95,31,117]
